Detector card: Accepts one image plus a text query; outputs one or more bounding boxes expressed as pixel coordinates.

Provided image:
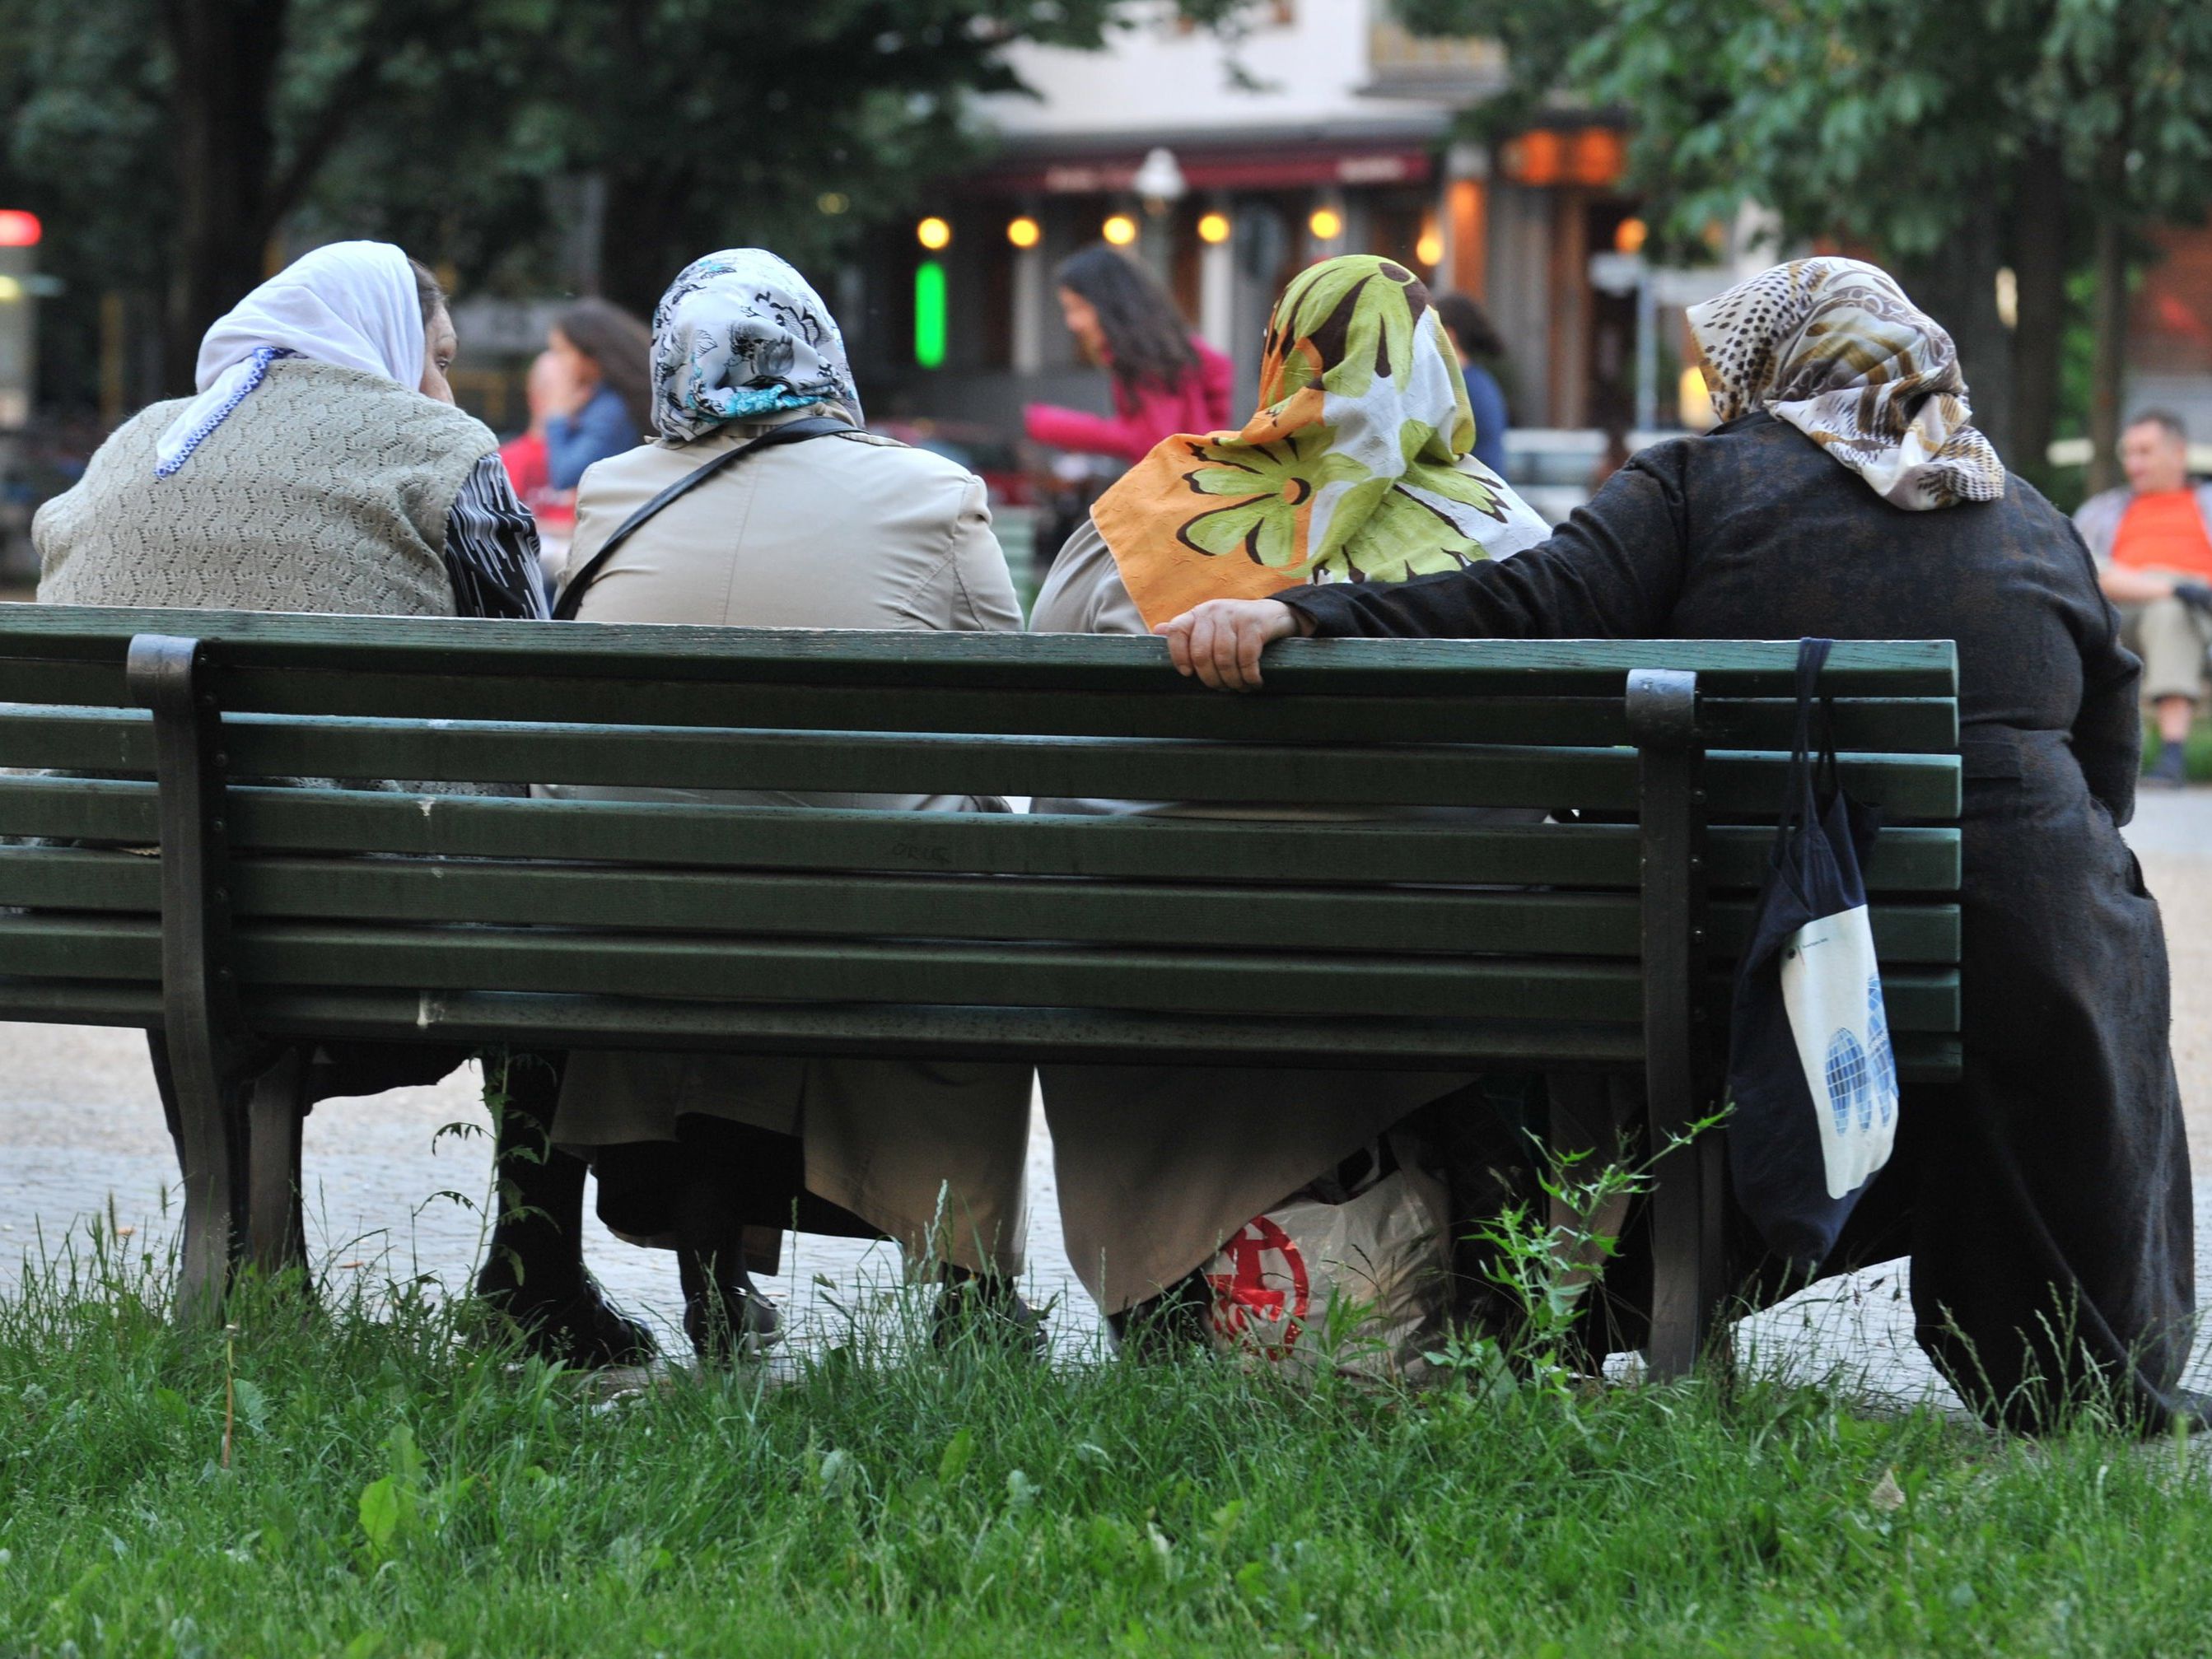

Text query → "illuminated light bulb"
[1197,211,1232,245]
[0,210,40,248]
[1416,229,1444,266]
[1006,216,1041,249]
[1309,207,1344,242]
[1615,217,1649,255]
[1679,366,1715,431]
[917,217,952,251]
[1102,214,1139,247]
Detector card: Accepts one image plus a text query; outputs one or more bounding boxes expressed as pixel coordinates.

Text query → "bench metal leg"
[1627,668,1720,1381]
[246,1049,310,1279]
[128,634,250,1325]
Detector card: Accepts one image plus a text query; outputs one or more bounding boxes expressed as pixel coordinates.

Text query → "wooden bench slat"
[0,845,1967,963]
[0,708,1963,816]
[0,663,1962,752]
[0,976,1969,1080]
[0,777,1967,892]
[0,608,1962,695]
[0,913,1962,1029]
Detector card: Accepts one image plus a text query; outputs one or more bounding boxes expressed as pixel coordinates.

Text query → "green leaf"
[357,1475,404,1557]
[937,1426,975,1486]
[229,1377,269,1438]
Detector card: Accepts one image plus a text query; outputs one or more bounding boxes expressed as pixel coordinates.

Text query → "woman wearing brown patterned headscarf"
[1155,259,2198,1434]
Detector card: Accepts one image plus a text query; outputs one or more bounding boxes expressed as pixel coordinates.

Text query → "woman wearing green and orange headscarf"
[1026,255,1547,1338]
[1037,253,1549,639]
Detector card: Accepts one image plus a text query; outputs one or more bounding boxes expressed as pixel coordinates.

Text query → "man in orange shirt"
[2075,410,2212,786]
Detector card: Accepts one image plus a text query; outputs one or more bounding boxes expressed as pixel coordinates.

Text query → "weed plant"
[2,1215,2211,1659]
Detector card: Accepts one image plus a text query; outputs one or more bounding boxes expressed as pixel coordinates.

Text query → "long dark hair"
[554,297,654,436]
[1433,291,1503,360]
[1057,245,1198,394]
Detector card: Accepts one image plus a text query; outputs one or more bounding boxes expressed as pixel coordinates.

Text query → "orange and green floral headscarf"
[1090,254,1550,628]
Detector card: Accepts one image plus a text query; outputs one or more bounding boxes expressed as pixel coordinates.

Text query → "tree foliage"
[2,0,1241,404]
[1396,0,2212,482]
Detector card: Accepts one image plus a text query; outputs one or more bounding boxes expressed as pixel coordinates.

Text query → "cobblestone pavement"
[4,790,2208,1395]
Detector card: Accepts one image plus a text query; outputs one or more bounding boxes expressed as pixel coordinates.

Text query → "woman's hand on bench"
[1155,599,1310,691]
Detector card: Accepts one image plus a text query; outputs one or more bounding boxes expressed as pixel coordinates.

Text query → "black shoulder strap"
[553,415,852,622]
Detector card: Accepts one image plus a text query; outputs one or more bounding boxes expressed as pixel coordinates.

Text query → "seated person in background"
[2074,410,2212,789]
[1028,252,1555,1343]
[498,349,577,576]
[546,249,1036,1360]
[542,297,655,492]
[1157,258,2197,1434]
[34,240,647,1365]
[1432,291,1512,478]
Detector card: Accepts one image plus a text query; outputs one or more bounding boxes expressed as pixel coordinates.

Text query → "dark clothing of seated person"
[1250,258,2194,1431]
[31,240,648,1366]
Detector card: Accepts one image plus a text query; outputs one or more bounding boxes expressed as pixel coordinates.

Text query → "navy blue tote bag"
[1725,637,1902,1266]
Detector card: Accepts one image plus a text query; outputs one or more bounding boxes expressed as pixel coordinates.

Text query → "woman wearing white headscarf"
[1155,258,2198,1434]
[544,249,1035,1358]
[37,240,545,621]
[30,243,656,1372]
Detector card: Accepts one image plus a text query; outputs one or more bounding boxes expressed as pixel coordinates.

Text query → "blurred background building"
[854,2,1729,441]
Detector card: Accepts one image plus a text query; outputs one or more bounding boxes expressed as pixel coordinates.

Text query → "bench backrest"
[0,606,1962,1078]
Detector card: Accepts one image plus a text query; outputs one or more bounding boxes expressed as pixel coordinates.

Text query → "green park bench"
[0,606,1963,1375]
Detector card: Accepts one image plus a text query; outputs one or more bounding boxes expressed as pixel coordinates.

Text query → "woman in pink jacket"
[1025,245,1234,462]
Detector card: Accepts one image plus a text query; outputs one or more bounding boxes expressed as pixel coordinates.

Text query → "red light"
[0,211,40,248]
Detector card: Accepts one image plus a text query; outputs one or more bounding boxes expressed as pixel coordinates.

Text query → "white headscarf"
[1685,258,2006,511]
[156,240,428,477]
[650,249,861,443]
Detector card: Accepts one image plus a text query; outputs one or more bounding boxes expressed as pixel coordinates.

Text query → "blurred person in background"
[499,350,577,575]
[1433,291,1510,477]
[1024,245,1234,464]
[35,241,651,1368]
[544,297,654,492]
[2075,410,2212,788]
[545,249,1038,1363]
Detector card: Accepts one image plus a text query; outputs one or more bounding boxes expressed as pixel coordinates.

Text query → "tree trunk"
[2086,200,2134,498]
[1899,195,2014,463]
[596,161,698,317]
[2008,139,2067,494]
[161,0,289,393]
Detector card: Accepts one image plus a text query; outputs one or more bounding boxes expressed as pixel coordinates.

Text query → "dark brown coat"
[1286,411,2195,1428]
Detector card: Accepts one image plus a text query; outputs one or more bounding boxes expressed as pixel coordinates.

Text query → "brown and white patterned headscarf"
[1687,258,2006,511]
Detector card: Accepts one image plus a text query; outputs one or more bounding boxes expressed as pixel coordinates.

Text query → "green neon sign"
[914,260,947,369]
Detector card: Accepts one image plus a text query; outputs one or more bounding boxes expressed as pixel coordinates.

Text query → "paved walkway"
[3,790,2208,1393]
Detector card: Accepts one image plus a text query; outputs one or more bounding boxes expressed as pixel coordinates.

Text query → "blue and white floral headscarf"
[650,249,861,442]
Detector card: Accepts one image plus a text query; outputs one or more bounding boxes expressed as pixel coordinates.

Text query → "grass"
[2,1229,2211,1657]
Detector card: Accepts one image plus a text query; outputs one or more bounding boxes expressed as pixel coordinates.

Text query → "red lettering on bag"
[1205,1215,1313,1359]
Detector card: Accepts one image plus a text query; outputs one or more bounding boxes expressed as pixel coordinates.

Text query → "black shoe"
[678,1250,781,1365]
[1105,1272,1214,1361]
[477,1270,659,1369]
[933,1266,1048,1357]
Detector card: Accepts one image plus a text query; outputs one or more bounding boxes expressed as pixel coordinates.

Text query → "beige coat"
[548,414,1032,1276]
[1027,519,1477,1313]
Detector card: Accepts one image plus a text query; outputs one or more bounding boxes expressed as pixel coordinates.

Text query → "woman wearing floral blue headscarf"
[544,249,1037,1360]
